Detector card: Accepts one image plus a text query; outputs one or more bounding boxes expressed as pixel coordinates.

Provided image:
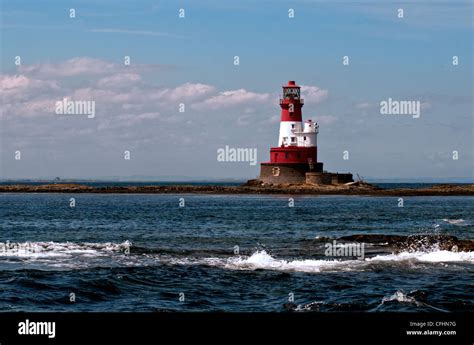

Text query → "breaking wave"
[209,249,474,273]
[373,290,449,312]
[366,250,474,263]
[381,290,419,304]
[0,241,131,258]
[0,241,133,270]
[165,249,474,274]
[1,242,473,272]
[442,218,469,226]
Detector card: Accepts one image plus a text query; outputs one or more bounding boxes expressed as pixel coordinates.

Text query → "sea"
[0,182,473,312]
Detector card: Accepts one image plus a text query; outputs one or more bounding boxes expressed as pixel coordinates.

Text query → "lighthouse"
[258,81,353,185]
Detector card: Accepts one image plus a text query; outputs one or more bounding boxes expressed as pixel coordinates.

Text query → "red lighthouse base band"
[269,146,317,164]
[257,80,353,186]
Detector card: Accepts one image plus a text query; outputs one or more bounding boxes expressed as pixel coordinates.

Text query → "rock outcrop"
[0,183,473,196]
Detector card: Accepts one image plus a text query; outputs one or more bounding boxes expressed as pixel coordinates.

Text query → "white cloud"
[193,89,270,110]
[19,57,119,78]
[71,87,135,104]
[1,58,335,153]
[0,74,59,101]
[18,57,172,79]
[1,98,56,119]
[0,59,214,129]
[0,74,56,91]
[163,83,216,102]
[301,85,329,104]
[96,73,142,88]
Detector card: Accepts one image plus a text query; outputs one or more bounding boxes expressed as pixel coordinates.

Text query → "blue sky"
[1,0,472,180]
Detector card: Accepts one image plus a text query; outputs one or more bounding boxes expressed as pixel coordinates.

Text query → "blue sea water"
[0,192,473,312]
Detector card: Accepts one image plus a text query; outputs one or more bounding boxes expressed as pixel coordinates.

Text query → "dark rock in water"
[283,302,297,311]
[407,290,428,302]
[1,182,473,196]
[399,234,458,252]
[242,179,262,187]
[311,236,332,243]
[284,301,322,312]
[299,301,322,311]
[456,240,474,252]
[338,234,474,252]
[339,234,405,245]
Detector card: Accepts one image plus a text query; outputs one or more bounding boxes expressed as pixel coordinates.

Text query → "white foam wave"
[189,249,474,274]
[0,241,131,258]
[295,301,325,311]
[1,242,473,272]
[367,250,474,263]
[222,251,362,273]
[381,290,417,304]
[442,218,467,225]
[376,290,449,312]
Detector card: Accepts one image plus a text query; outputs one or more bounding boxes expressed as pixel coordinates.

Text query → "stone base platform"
[259,163,352,185]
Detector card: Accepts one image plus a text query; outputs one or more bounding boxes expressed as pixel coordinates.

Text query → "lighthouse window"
[291,124,295,129]
[284,88,300,99]
[304,136,306,140]
[291,137,296,142]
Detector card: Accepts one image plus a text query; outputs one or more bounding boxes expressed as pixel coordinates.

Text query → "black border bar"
[1,312,472,345]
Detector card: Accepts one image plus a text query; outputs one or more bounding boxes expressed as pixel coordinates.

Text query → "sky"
[0,0,473,180]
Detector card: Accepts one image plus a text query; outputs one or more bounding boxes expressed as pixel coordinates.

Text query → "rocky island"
[0,181,473,196]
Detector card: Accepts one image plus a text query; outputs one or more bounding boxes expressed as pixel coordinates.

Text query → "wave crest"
[0,242,472,272]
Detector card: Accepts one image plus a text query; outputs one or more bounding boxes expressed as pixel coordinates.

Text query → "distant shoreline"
[1,183,473,196]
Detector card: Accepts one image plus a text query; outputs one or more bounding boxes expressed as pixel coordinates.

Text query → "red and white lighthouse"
[271,80,318,165]
[258,80,352,185]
